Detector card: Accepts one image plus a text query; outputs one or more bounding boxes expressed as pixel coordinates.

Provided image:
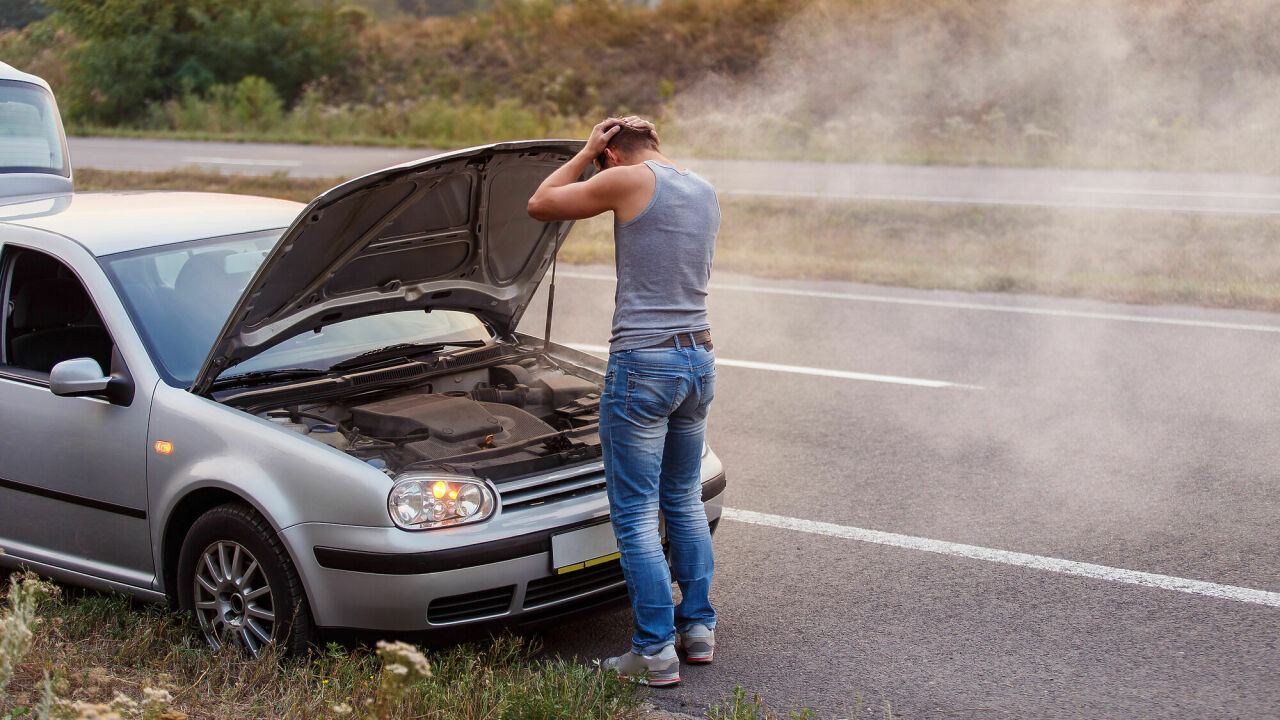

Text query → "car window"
[0,79,68,177]
[0,247,114,376]
[101,232,492,387]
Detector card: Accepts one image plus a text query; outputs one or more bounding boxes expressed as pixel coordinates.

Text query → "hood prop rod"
[543,250,557,353]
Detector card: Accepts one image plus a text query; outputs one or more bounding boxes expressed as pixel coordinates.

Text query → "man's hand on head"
[528,116,658,222]
[585,118,623,157]
[619,115,660,144]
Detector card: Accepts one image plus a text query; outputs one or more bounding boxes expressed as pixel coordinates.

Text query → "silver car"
[0,61,72,198]
[0,139,726,655]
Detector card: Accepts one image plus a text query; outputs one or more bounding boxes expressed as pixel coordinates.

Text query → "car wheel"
[177,503,313,657]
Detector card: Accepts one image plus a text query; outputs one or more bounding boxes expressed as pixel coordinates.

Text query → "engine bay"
[255,352,603,480]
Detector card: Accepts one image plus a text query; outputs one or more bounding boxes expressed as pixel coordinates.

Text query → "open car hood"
[191,140,586,395]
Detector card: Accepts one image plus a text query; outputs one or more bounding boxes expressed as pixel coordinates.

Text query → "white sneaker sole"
[684,650,714,664]
[617,673,681,687]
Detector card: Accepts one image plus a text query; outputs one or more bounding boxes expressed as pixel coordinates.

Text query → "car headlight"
[388,475,496,530]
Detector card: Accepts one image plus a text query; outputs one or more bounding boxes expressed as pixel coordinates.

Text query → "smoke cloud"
[667,0,1280,173]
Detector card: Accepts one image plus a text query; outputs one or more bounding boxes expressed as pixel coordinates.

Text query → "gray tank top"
[609,160,720,352]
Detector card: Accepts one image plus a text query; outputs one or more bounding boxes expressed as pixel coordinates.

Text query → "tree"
[49,0,353,122]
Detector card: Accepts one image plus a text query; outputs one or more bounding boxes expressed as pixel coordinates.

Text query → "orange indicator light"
[154,441,174,455]
[448,490,458,500]
[431,481,448,499]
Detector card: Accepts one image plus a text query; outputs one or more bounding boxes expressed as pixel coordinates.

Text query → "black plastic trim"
[701,471,727,502]
[0,475,146,519]
[314,516,604,575]
[0,368,49,387]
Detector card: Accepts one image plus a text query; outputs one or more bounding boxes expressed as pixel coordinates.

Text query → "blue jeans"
[601,341,717,655]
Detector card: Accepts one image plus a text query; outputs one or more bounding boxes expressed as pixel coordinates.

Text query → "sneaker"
[602,645,680,686]
[676,624,715,663]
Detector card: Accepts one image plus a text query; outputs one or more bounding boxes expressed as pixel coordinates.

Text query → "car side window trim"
[0,365,50,388]
[0,243,13,364]
[0,244,117,378]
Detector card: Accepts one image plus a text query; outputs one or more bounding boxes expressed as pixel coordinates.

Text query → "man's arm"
[527,119,625,222]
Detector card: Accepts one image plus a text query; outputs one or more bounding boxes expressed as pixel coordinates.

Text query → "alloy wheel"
[191,540,276,657]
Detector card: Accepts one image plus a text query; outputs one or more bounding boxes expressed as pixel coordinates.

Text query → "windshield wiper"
[209,367,329,391]
[328,340,488,372]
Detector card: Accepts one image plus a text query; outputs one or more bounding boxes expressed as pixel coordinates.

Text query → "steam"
[650,1,1280,562]
[667,0,1280,173]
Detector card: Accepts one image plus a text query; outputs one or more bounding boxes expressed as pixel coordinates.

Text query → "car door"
[0,240,154,590]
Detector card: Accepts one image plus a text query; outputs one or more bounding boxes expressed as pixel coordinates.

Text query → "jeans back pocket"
[697,368,716,415]
[624,370,682,423]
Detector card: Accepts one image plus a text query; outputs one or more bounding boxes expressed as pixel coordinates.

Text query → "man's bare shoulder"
[602,163,659,223]
[592,163,656,202]
[597,163,655,183]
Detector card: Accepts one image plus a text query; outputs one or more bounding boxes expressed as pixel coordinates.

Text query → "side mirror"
[50,357,111,396]
[49,355,134,406]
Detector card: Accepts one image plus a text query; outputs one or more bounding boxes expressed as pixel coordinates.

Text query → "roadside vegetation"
[6,0,1280,172]
[0,569,644,720]
[2,568,834,720]
[76,169,1280,313]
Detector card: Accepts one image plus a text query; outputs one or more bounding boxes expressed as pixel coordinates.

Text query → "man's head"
[595,121,659,170]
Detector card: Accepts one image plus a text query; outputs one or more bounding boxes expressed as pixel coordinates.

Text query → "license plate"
[551,522,620,575]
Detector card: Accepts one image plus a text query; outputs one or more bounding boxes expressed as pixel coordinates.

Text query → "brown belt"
[643,330,713,350]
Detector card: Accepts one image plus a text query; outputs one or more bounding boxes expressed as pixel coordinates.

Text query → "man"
[528,117,720,686]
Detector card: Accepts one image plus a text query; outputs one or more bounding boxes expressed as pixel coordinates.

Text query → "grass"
[0,573,644,720]
[0,573,845,720]
[562,199,1280,314]
[74,169,1280,313]
[74,168,335,204]
[64,94,592,152]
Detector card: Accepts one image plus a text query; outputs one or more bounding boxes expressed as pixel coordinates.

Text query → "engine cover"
[350,393,497,439]
[349,392,554,462]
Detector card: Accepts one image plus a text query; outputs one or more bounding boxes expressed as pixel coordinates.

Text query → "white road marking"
[1063,185,1280,201]
[564,343,978,389]
[722,508,1280,608]
[182,156,303,167]
[719,188,1280,215]
[556,271,1280,334]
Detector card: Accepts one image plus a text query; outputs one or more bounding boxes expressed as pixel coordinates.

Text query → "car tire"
[176,502,313,657]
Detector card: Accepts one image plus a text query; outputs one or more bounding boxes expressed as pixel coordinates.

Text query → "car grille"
[497,461,606,510]
[427,585,515,624]
[523,559,625,609]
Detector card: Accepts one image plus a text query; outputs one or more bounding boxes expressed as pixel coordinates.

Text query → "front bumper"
[283,472,726,632]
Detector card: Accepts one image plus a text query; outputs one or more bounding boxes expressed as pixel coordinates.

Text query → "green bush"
[131,90,584,147]
[48,0,353,123]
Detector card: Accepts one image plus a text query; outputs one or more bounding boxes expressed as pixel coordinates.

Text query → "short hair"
[595,125,658,169]
[608,124,659,155]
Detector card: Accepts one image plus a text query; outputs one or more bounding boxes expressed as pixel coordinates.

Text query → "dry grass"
[0,580,642,720]
[563,198,1280,313]
[74,168,335,204]
[75,169,1280,313]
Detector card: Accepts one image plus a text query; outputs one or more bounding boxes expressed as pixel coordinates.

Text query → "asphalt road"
[516,267,1280,719]
[67,136,1280,215]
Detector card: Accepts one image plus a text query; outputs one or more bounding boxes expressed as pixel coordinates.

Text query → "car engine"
[256,355,603,479]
